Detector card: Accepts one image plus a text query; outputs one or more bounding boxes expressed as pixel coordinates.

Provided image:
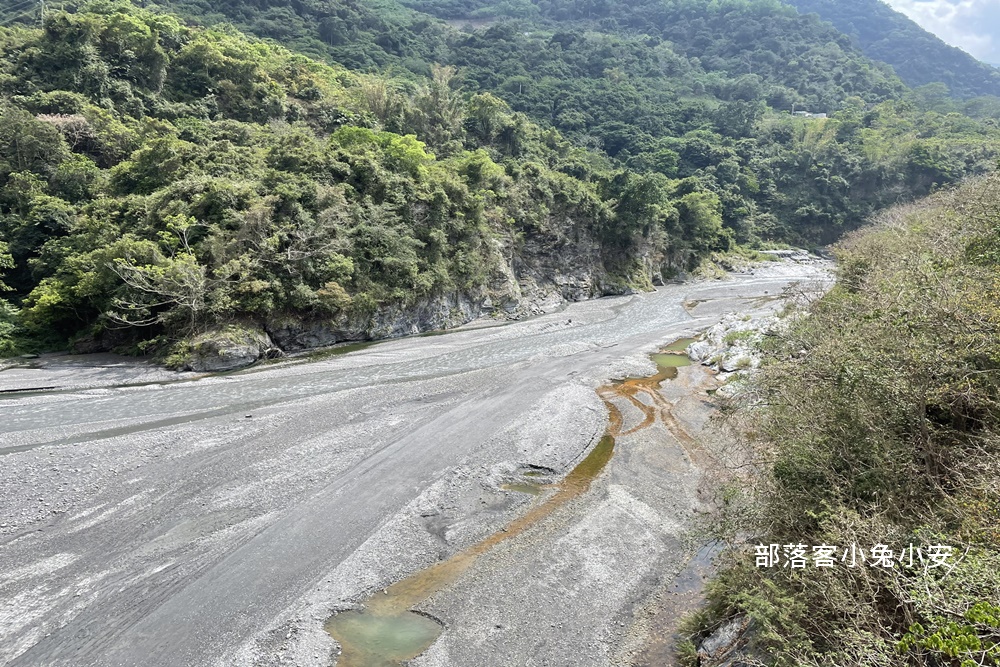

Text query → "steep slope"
[407,0,908,109]
[150,0,447,73]
[692,173,1000,667]
[0,0,441,73]
[786,0,1000,98]
[418,1,1000,242]
[2,0,1000,359]
[0,3,728,358]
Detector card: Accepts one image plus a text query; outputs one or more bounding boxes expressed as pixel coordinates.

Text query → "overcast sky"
[883,0,1000,64]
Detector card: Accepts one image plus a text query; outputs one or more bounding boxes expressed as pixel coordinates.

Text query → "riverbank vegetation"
[689,174,1000,665]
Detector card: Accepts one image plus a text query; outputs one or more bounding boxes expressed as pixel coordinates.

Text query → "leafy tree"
[0,241,16,354]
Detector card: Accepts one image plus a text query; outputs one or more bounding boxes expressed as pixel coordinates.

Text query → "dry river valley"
[0,260,831,667]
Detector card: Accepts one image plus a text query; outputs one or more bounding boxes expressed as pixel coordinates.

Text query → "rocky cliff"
[179,227,669,371]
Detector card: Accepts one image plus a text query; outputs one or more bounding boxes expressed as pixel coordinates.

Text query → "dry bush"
[692,175,1000,666]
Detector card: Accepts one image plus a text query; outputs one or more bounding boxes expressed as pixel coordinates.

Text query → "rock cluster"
[686,313,778,374]
[760,248,827,263]
[181,328,278,372]
[696,615,759,667]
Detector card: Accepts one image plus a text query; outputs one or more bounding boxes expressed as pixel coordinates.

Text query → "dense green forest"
[1,0,1000,361]
[691,174,1000,666]
[439,20,1000,242]
[1,2,738,358]
[787,0,1000,99]
[125,0,1000,241]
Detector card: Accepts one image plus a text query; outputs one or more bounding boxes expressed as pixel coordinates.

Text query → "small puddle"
[500,482,542,496]
[661,337,697,353]
[325,435,615,665]
[649,352,691,373]
[326,610,443,667]
[325,337,696,666]
[633,541,724,666]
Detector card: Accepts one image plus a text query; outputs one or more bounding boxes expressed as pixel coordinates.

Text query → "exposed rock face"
[266,229,670,353]
[267,290,488,352]
[66,213,695,366]
[155,224,714,368]
[182,328,275,372]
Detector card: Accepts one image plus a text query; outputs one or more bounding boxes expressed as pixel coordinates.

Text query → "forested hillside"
[47,0,1000,243]
[786,0,1000,99]
[1,0,1000,362]
[0,3,736,359]
[401,0,1000,241]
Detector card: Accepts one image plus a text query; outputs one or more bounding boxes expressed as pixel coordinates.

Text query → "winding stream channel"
[325,342,695,666]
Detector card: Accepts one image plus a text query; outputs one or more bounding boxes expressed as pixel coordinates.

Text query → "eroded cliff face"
[183,225,679,370]
[264,226,674,351]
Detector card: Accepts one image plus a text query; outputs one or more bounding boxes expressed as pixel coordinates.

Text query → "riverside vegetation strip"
[685,175,1000,667]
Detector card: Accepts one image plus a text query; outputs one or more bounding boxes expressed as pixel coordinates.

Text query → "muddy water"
[325,339,696,666]
[633,541,725,667]
[325,436,617,665]
[325,611,442,667]
[499,482,542,496]
[598,340,694,439]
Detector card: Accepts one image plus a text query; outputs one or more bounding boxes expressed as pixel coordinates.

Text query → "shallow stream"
[325,339,696,666]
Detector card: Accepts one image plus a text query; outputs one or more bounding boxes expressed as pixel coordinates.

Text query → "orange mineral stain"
[326,338,698,667]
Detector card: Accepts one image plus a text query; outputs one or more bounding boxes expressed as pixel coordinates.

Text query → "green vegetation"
[0,2,734,357]
[0,239,17,354]
[0,0,444,73]
[415,1,1000,243]
[412,0,906,105]
[787,0,1000,99]
[692,175,1000,665]
[12,0,996,245]
[2,0,1000,359]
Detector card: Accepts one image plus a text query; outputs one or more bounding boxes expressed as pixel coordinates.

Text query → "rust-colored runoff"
[325,339,697,667]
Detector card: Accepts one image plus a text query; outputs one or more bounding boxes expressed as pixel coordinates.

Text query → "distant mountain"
[785,0,1000,98]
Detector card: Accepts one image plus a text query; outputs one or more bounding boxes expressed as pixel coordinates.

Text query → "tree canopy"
[1,0,999,358]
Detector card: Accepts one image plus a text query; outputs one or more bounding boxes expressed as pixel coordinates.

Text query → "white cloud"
[883,0,1000,63]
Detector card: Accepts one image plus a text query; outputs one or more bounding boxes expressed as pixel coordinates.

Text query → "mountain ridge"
[784,0,1000,98]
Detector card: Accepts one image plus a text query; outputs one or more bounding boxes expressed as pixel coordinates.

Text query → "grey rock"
[719,356,743,373]
[183,328,273,372]
[266,312,368,351]
[687,340,715,363]
[697,615,751,666]
[267,291,486,351]
[369,290,485,339]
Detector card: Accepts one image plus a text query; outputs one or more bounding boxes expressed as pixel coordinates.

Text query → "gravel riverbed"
[0,259,831,667]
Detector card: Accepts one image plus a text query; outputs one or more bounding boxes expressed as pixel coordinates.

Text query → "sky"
[883,0,1000,64]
